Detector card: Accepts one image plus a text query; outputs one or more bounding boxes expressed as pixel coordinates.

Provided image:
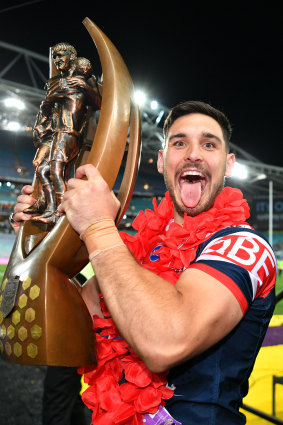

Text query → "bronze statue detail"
[0,18,141,367]
[25,42,101,223]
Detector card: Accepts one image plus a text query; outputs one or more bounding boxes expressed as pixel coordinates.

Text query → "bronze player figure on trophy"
[0,18,141,368]
[25,42,101,223]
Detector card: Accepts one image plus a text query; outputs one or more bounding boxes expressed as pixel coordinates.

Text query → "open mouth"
[178,169,208,208]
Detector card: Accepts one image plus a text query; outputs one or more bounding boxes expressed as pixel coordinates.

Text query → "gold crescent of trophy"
[0,18,141,366]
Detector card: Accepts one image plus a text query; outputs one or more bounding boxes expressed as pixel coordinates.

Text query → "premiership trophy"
[0,18,141,366]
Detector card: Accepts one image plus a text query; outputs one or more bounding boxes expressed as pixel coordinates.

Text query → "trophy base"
[0,265,96,367]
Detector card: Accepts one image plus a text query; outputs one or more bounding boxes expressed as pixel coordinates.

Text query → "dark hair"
[163,100,232,150]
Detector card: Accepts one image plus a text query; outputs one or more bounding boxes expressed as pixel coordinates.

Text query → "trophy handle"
[82,17,141,224]
[116,102,141,223]
[0,18,141,366]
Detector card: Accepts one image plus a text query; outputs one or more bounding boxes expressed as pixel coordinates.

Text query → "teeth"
[181,171,203,177]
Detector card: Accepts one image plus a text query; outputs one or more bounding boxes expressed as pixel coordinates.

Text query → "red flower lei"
[79,187,250,425]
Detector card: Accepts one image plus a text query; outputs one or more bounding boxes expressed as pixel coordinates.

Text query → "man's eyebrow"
[202,132,222,143]
[168,132,222,143]
[168,132,187,142]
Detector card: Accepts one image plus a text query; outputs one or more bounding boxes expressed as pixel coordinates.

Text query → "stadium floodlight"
[3,97,25,110]
[133,90,146,107]
[231,162,248,180]
[250,173,267,184]
[150,100,158,110]
[7,121,21,132]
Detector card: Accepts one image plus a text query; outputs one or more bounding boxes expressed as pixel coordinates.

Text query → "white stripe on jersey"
[195,231,276,300]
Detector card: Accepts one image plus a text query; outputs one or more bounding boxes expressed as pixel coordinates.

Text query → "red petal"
[108,357,124,382]
[159,385,174,399]
[124,361,152,387]
[113,403,137,424]
[120,382,141,402]
[151,372,168,388]
[134,386,161,413]
[93,412,116,425]
[81,386,97,409]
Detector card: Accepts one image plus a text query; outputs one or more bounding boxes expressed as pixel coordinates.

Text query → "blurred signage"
[250,197,283,230]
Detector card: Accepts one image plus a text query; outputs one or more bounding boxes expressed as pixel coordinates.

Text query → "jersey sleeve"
[189,230,277,313]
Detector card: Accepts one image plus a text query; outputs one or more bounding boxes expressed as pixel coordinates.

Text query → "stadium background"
[1,35,283,425]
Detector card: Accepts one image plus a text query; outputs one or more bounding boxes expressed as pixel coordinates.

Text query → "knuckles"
[17,194,35,205]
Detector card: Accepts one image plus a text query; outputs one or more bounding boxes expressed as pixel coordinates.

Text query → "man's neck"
[173,210,184,226]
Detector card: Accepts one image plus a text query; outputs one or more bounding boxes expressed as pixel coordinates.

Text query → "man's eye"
[203,142,215,149]
[173,140,185,147]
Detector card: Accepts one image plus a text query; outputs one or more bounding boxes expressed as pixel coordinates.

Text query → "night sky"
[0,0,282,166]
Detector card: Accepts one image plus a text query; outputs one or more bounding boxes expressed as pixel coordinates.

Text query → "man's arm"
[59,164,243,373]
[89,246,243,372]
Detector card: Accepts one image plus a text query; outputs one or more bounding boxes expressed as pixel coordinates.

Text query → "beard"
[163,166,225,217]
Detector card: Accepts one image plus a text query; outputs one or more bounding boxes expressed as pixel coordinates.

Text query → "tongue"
[180,181,202,208]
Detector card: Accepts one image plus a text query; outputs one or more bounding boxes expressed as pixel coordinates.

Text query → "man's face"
[53,50,73,72]
[157,113,235,223]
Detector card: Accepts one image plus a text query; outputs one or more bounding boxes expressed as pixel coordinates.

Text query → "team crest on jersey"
[150,244,163,262]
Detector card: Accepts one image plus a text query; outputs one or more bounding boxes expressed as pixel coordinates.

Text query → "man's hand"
[11,185,37,233]
[58,164,120,236]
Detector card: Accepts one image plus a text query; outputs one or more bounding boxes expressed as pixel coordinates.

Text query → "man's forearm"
[90,245,184,371]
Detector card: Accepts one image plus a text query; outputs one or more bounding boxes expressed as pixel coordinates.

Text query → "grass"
[1,264,283,314]
[274,272,283,314]
[0,264,5,283]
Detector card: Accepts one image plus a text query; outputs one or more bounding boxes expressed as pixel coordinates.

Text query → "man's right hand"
[11,185,36,233]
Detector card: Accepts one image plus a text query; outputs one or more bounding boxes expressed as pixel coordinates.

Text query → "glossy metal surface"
[0,18,141,366]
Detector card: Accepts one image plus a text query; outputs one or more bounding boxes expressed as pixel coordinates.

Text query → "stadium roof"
[1,41,283,199]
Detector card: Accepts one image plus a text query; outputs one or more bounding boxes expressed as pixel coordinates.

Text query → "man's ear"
[157,150,164,174]
[225,153,236,177]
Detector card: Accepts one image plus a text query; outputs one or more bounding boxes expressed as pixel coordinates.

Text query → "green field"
[0,265,6,282]
[1,264,283,314]
[274,272,283,314]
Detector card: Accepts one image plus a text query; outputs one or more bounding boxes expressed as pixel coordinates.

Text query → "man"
[12,101,276,424]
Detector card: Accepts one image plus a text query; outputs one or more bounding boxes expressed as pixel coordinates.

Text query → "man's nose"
[184,143,202,162]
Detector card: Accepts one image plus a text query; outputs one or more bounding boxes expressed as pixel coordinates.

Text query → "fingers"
[59,164,120,234]
[21,185,34,195]
[16,193,36,210]
[13,186,37,223]
[75,164,101,180]
[13,211,33,222]
[66,164,106,193]
[57,202,65,214]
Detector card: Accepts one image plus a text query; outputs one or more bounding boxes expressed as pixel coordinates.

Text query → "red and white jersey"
[190,225,277,313]
[167,225,277,424]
